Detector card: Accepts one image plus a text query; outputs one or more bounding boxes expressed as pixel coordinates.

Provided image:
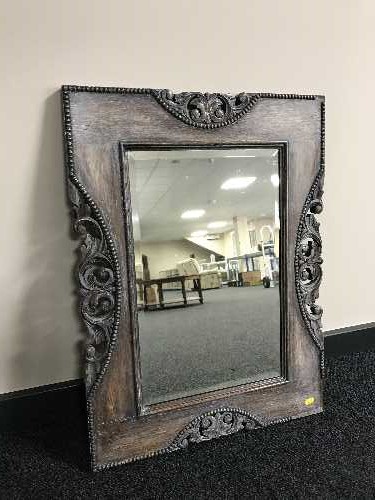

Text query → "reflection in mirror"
[127,148,281,406]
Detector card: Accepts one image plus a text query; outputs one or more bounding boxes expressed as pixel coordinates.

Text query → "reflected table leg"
[143,284,148,311]
[181,278,187,306]
[157,282,164,308]
[196,277,203,304]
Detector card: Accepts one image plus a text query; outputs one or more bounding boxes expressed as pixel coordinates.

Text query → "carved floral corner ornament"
[68,179,122,397]
[295,168,325,371]
[169,408,264,451]
[152,90,260,128]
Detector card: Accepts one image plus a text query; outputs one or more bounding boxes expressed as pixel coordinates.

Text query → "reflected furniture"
[177,258,222,290]
[141,275,203,310]
[242,271,262,286]
[159,268,180,289]
[135,264,144,302]
[201,260,227,283]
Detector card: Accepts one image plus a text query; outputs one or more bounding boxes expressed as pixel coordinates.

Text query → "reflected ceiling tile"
[130,148,279,241]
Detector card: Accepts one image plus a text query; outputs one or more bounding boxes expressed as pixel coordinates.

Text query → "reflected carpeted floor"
[2,351,375,498]
[139,286,281,405]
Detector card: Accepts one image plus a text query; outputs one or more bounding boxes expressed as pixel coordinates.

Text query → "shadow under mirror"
[127,148,281,406]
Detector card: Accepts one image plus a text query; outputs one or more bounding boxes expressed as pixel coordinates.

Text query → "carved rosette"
[152,90,259,128]
[169,408,263,451]
[295,170,324,364]
[70,184,120,396]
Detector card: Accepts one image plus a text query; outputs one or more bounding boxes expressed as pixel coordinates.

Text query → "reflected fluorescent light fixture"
[207,221,228,229]
[191,230,208,237]
[132,214,139,223]
[270,174,280,187]
[221,177,256,190]
[181,209,205,219]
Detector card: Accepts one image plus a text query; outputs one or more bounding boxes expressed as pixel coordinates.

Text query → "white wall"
[186,236,225,257]
[1,0,374,392]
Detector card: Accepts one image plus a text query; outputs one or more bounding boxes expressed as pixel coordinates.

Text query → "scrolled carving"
[295,169,325,366]
[69,184,121,396]
[63,86,122,403]
[169,408,263,451]
[152,90,259,128]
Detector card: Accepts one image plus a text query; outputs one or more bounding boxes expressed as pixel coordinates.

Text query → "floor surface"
[1,350,375,498]
[139,286,280,404]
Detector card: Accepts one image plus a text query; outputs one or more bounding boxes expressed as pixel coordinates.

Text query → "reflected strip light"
[220,177,256,190]
[181,209,205,219]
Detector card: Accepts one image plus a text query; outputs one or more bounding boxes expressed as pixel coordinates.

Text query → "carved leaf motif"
[152,90,259,128]
[170,409,263,451]
[71,195,117,394]
[295,171,325,358]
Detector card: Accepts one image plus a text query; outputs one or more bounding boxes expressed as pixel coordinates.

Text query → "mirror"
[128,148,281,406]
[63,86,325,469]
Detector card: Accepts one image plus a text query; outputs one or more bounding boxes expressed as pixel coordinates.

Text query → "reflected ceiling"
[128,149,278,242]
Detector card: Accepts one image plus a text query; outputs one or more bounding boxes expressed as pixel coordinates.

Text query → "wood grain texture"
[62,87,324,470]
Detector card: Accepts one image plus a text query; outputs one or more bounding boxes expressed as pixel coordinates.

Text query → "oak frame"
[61,86,325,470]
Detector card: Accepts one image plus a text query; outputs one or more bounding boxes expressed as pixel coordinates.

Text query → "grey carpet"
[138,286,280,405]
[2,351,375,498]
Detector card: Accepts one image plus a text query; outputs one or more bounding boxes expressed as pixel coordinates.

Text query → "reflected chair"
[176,258,222,290]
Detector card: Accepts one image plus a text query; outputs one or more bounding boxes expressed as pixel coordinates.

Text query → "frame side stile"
[61,88,125,469]
[61,88,97,469]
[294,98,325,376]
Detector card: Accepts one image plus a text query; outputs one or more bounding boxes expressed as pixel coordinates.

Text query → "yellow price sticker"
[304,396,315,406]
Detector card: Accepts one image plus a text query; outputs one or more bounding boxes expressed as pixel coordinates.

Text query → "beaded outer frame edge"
[61,86,324,470]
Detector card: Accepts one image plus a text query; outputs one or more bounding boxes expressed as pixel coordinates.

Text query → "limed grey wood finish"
[61,87,325,470]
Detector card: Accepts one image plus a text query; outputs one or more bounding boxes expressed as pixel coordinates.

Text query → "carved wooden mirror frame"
[61,86,325,471]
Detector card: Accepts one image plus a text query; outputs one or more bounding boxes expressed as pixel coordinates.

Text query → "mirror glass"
[128,148,281,406]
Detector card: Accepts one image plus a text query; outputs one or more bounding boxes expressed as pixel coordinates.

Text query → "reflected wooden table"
[140,275,203,311]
